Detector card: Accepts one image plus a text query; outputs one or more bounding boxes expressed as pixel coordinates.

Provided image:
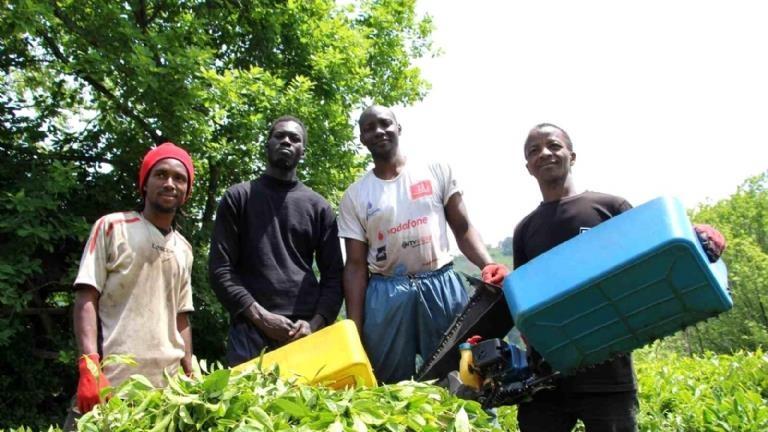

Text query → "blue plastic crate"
[503,196,732,375]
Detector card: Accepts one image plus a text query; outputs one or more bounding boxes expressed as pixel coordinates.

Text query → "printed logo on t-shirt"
[401,235,432,249]
[387,216,429,235]
[409,180,433,200]
[366,201,381,220]
[152,242,175,262]
[375,246,387,262]
[579,227,591,234]
[377,231,384,241]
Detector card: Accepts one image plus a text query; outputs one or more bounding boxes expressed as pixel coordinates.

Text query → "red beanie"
[138,142,195,202]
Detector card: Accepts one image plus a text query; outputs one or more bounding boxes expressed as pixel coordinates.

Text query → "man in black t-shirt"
[513,123,639,431]
[512,123,727,431]
[209,116,343,366]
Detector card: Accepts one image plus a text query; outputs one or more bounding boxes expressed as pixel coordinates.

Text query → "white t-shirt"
[74,211,194,387]
[338,161,460,276]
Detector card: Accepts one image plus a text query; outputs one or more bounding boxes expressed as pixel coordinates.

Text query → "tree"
[499,236,513,256]
[0,0,434,426]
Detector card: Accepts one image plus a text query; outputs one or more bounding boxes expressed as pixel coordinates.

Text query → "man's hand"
[481,263,510,286]
[288,320,312,342]
[76,353,110,414]
[308,315,326,332]
[244,302,295,343]
[694,224,726,263]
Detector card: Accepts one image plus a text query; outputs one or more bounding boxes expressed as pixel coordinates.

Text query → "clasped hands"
[245,302,322,345]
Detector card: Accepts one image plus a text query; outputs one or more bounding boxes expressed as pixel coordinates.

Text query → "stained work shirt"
[74,211,194,387]
[513,191,636,392]
[209,175,343,324]
[338,161,460,276]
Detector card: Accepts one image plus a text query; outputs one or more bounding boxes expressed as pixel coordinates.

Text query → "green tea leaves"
[75,362,496,431]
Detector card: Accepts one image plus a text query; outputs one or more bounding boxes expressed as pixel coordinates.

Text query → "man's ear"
[570,151,577,166]
[398,124,402,135]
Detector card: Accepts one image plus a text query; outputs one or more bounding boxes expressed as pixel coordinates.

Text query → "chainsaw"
[417,274,558,409]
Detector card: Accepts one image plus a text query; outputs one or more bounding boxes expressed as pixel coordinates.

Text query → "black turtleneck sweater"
[209,175,343,324]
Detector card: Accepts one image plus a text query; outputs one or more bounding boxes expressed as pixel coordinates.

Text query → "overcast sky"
[388,0,767,247]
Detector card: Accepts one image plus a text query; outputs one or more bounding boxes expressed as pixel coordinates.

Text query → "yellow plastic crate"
[232,319,377,389]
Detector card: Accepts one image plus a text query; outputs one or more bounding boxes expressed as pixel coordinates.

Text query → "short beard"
[148,199,178,214]
[267,154,299,171]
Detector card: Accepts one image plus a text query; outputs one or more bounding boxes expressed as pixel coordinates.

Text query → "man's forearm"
[73,286,100,355]
[242,300,286,331]
[309,314,327,331]
[242,300,267,325]
[445,194,493,270]
[343,264,368,333]
[456,226,493,270]
[177,313,193,374]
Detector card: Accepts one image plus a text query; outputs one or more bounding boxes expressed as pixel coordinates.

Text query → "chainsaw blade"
[416,272,514,381]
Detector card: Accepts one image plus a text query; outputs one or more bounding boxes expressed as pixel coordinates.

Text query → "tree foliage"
[0,0,433,427]
[498,236,513,257]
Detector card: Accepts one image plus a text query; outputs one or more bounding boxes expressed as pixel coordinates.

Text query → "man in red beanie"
[64,142,195,428]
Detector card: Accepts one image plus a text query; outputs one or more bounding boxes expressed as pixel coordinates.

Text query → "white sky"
[390,0,768,247]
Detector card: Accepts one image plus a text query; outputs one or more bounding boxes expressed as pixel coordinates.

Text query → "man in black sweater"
[209,116,343,366]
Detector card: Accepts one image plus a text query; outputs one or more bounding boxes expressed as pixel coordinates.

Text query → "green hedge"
[4,349,767,431]
[635,348,768,431]
[497,349,768,431]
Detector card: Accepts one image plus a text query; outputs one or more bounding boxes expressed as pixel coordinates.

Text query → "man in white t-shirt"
[338,105,509,383]
[67,143,195,425]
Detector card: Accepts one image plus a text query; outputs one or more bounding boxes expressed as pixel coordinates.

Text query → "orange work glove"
[481,263,510,286]
[76,353,110,414]
[693,224,726,263]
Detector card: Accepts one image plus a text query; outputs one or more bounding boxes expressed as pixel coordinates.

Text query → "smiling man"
[512,123,640,431]
[338,105,508,384]
[209,115,343,367]
[67,143,196,428]
[512,123,726,431]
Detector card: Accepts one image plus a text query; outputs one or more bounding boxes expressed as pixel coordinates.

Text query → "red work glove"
[76,353,110,414]
[694,224,726,263]
[481,263,510,286]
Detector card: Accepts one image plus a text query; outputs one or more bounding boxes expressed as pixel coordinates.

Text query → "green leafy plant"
[76,361,496,431]
[635,348,768,431]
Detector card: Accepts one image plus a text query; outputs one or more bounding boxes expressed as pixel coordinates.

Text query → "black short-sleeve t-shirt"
[513,191,636,392]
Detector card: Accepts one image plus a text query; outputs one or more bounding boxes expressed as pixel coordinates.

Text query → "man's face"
[266,120,305,170]
[144,158,189,213]
[359,107,400,159]
[524,126,576,183]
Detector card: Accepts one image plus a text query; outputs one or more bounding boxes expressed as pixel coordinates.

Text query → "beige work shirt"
[74,211,193,387]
